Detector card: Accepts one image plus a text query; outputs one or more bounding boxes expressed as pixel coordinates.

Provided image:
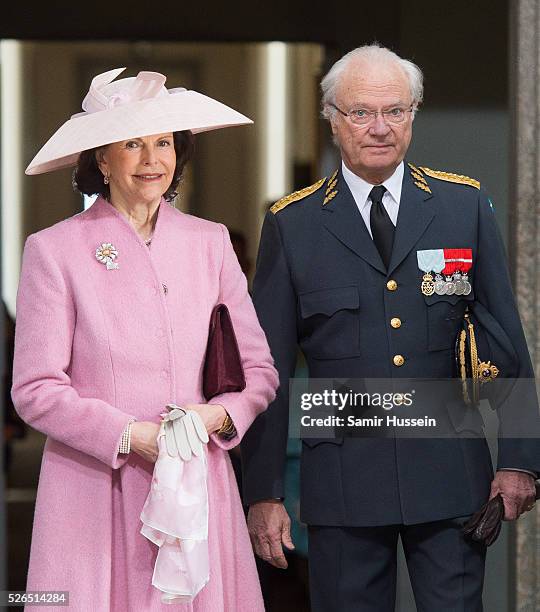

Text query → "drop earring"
[103,174,110,185]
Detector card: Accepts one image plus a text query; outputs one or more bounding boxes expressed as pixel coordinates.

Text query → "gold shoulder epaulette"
[270,177,326,214]
[420,166,480,190]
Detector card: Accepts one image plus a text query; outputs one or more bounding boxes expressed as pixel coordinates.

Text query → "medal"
[417,250,445,296]
[421,273,435,296]
[462,273,472,295]
[460,249,473,295]
[434,274,446,295]
[442,249,472,297]
[454,272,465,295]
[95,242,119,270]
[444,277,456,295]
[444,248,473,297]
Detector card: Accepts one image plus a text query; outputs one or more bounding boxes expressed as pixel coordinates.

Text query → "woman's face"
[97,132,176,206]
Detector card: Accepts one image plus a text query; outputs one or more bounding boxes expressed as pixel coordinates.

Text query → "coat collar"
[87,195,178,247]
[321,163,435,276]
[322,170,387,274]
[386,164,435,276]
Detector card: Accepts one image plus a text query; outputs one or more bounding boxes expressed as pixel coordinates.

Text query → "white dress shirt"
[341,160,404,238]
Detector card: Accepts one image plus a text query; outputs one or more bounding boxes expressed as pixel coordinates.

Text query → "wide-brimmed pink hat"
[26,68,253,175]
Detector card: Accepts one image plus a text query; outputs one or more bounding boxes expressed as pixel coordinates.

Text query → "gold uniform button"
[387,279,398,291]
[390,317,402,329]
[393,354,405,367]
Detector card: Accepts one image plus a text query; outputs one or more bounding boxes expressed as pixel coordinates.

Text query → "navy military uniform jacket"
[242,163,540,526]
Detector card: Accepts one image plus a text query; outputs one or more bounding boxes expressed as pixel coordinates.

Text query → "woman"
[12,68,278,611]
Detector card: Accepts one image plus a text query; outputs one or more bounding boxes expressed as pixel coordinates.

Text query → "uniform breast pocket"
[424,291,475,351]
[298,285,361,360]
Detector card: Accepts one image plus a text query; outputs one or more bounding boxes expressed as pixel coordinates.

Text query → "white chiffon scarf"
[140,434,209,604]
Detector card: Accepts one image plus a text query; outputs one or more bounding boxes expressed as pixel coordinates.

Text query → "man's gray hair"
[321,44,424,121]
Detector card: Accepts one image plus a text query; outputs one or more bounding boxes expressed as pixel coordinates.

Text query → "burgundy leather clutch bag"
[202,304,246,401]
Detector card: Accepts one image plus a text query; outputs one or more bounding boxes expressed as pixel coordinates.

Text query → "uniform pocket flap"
[301,437,345,449]
[299,286,359,318]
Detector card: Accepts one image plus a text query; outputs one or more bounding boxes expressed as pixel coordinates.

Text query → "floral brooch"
[95,242,119,270]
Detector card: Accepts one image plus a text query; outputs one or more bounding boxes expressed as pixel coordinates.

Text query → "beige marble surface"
[510,2,540,610]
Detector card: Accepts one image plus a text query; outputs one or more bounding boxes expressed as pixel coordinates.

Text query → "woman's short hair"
[73,130,194,202]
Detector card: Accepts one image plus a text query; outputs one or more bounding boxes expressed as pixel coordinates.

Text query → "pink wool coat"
[12,196,278,611]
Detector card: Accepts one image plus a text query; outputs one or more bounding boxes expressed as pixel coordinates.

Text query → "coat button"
[393,354,405,366]
[161,369,169,379]
[387,279,398,291]
[390,317,402,329]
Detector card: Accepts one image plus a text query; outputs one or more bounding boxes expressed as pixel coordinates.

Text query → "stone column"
[509,1,540,610]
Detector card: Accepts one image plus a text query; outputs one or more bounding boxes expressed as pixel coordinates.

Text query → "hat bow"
[81,68,170,114]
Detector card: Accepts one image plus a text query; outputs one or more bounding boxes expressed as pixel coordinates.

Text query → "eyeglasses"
[329,103,414,126]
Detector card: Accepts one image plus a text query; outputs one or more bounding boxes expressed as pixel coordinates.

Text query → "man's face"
[330,60,414,183]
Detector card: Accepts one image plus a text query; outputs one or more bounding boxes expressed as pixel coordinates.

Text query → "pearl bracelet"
[118,421,133,454]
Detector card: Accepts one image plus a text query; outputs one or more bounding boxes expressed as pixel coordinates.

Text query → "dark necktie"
[369,185,394,269]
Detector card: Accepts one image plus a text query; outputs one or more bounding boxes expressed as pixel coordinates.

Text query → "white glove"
[161,404,209,461]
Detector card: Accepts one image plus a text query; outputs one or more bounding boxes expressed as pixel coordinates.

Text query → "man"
[242,45,540,611]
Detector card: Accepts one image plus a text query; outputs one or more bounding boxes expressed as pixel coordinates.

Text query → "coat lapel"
[387,165,435,276]
[322,170,387,275]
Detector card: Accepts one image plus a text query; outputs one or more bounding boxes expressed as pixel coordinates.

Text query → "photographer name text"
[300,415,437,428]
